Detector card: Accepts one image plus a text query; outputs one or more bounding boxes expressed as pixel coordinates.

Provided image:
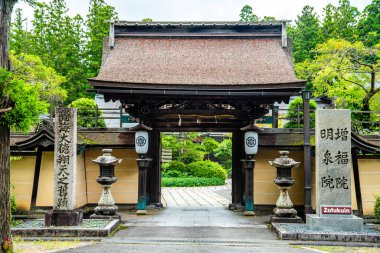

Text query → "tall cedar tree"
[289,5,322,63]
[86,0,117,78]
[321,0,359,42]
[357,0,380,46]
[1,1,39,252]
[31,0,89,104]
[10,8,27,54]
[239,5,259,22]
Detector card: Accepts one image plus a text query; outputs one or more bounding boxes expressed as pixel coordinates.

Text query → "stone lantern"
[269,151,302,223]
[91,149,122,219]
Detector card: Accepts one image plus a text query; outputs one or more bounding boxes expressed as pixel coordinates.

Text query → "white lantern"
[244,131,258,155]
[135,130,149,154]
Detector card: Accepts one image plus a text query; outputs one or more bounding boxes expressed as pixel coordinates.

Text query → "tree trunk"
[0,125,11,253]
[0,1,16,252]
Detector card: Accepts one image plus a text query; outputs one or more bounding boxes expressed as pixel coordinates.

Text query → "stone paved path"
[161,182,231,208]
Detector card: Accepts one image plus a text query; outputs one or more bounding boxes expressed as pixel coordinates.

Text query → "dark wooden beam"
[231,131,244,208]
[30,147,43,210]
[352,147,363,217]
[147,130,161,205]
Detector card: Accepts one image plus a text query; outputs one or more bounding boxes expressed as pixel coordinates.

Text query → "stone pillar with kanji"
[45,107,83,226]
[307,109,363,232]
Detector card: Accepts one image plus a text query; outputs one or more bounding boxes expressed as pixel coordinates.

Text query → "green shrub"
[375,195,380,220]
[187,160,227,180]
[163,160,187,173]
[179,149,205,164]
[162,177,225,187]
[163,170,184,178]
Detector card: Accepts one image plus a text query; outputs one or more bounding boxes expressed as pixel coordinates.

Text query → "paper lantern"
[135,130,149,154]
[244,131,258,155]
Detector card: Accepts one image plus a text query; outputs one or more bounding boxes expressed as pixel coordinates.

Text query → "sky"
[15,0,372,24]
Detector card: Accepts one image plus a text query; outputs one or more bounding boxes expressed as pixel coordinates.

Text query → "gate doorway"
[160,132,232,208]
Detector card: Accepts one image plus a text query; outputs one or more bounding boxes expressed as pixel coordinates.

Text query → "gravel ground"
[279,223,380,235]
[13,219,110,229]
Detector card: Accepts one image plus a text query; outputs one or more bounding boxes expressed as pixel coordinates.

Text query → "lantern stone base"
[273,207,298,217]
[244,211,256,216]
[270,215,302,223]
[307,214,363,232]
[136,210,147,215]
[90,213,121,220]
[45,210,83,227]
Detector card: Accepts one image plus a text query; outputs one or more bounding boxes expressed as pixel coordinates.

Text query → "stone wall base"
[306,214,363,232]
[45,210,83,227]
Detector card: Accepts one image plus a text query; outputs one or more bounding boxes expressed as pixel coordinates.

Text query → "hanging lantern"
[244,131,258,155]
[135,130,149,154]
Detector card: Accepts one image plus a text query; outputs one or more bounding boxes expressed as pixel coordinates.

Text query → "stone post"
[307,109,363,232]
[45,107,82,227]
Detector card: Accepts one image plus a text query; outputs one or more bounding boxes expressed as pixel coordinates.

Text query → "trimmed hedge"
[187,160,227,180]
[162,177,225,187]
[375,195,380,220]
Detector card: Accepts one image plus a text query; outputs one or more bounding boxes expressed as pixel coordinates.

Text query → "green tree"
[289,5,322,63]
[295,39,380,113]
[357,0,380,46]
[1,1,37,251]
[10,8,28,54]
[30,0,89,103]
[201,137,219,160]
[320,0,359,42]
[85,0,117,78]
[239,5,259,22]
[142,18,152,22]
[69,98,106,128]
[283,97,317,128]
[320,4,338,41]
[10,51,67,102]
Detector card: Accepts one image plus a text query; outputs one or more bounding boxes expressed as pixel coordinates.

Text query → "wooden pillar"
[30,147,43,210]
[137,156,151,215]
[147,130,161,205]
[352,148,363,217]
[231,131,243,209]
[302,91,312,216]
[243,156,255,216]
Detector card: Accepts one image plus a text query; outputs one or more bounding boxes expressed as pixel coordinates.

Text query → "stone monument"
[307,109,363,231]
[45,107,83,226]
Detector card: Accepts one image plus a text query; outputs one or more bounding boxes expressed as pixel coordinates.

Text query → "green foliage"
[162,170,185,178]
[142,18,153,22]
[0,68,47,132]
[375,195,380,220]
[284,97,317,128]
[30,0,90,104]
[187,160,227,180]
[69,98,106,128]
[10,8,28,54]
[214,139,232,174]
[201,137,219,155]
[295,39,380,112]
[162,177,225,187]
[162,133,206,164]
[10,51,67,102]
[162,160,187,173]
[86,0,118,78]
[357,0,380,46]
[289,5,322,63]
[239,5,259,22]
